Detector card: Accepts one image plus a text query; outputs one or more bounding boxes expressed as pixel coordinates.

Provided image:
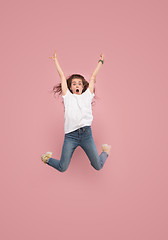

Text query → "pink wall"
[1,0,168,239]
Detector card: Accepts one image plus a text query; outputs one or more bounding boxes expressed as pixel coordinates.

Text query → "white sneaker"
[41,152,52,164]
[101,144,111,156]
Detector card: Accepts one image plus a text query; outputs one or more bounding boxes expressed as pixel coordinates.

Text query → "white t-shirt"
[62,87,95,134]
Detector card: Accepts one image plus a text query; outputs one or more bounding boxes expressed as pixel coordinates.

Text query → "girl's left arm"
[89,53,104,94]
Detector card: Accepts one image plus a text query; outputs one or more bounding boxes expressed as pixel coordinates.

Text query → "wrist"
[98,59,104,64]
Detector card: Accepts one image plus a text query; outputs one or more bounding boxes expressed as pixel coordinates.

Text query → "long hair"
[51,74,96,105]
[52,74,95,95]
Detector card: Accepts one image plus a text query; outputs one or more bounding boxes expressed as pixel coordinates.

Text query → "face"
[70,78,84,95]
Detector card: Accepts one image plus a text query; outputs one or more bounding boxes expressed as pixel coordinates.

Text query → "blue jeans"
[47,126,108,172]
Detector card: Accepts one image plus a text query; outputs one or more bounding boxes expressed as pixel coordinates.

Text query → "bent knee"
[95,167,102,171]
[92,165,102,171]
[59,166,68,172]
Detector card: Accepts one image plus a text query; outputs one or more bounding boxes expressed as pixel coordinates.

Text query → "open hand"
[49,50,57,61]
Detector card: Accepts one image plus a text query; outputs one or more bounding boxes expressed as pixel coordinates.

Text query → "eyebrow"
[72,81,82,83]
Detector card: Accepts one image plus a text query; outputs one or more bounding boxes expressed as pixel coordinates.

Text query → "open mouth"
[76,89,79,93]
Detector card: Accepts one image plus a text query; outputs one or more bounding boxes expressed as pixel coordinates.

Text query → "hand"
[49,50,57,61]
[99,53,104,62]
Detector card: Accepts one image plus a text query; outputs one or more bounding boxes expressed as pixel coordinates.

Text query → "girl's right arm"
[50,51,68,95]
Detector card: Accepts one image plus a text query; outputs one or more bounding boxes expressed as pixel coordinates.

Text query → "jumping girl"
[41,51,111,172]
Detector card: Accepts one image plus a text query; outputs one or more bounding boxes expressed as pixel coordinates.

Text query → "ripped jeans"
[47,126,108,172]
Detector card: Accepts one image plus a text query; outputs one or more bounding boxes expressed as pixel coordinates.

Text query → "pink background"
[1,0,168,239]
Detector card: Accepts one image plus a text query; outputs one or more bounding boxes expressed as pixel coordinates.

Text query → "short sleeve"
[86,88,95,98]
[62,88,71,99]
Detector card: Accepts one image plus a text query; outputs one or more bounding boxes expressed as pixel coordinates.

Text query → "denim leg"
[80,127,108,170]
[47,134,79,172]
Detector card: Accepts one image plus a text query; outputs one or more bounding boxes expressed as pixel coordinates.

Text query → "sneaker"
[101,144,111,156]
[41,152,52,164]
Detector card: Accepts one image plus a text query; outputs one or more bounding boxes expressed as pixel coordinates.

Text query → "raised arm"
[89,53,104,94]
[49,51,68,95]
